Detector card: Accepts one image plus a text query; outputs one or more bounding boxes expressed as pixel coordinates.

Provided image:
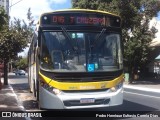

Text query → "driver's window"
[99,35,115,66]
[105,35,118,66]
[104,38,113,57]
[51,50,64,69]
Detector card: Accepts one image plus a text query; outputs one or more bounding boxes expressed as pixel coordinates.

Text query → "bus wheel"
[37,101,41,110]
[37,100,43,110]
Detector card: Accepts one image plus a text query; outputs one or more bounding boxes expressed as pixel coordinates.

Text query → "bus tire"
[37,101,41,110]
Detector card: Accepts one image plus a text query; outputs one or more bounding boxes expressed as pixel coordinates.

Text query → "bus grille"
[63,98,110,107]
[40,69,123,82]
[62,89,109,93]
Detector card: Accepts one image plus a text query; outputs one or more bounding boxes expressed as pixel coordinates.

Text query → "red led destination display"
[52,16,105,25]
[41,12,121,27]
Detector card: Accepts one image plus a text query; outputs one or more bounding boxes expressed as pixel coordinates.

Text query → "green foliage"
[0,7,8,31]
[0,8,34,62]
[72,0,160,80]
[27,8,34,26]
[26,8,35,42]
[0,21,28,62]
[15,57,28,70]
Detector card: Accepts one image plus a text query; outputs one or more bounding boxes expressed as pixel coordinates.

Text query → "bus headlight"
[40,81,62,95]
[52,88,61,95]
[110,82,123,92]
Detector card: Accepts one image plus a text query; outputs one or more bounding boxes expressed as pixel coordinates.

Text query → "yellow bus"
[28,9,124,109]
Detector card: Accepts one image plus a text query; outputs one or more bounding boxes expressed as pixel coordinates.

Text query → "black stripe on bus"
[39,69,123,82]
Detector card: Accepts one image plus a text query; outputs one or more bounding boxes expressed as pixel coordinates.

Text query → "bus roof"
[40,9,120,18]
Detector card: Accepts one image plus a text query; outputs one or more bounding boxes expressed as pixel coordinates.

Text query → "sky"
[9,0,72,56]
[10,0,72,22]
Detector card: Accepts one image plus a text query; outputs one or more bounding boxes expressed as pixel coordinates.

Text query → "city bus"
[28,9,124,109]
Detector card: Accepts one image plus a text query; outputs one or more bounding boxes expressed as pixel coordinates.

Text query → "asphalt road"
[8,73,160,120]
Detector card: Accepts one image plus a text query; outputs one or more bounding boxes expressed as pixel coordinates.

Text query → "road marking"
[124,91,160,99]
[124,85,160,93]
[26,110,44,112]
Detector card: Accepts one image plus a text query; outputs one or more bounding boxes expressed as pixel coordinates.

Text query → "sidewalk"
[0,77,31,120]
[0,75,25,111]
[0,85,28,119]
[124,78,160,92]
[0,84,24,111]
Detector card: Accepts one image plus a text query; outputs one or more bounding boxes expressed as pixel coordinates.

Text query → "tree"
[0,8,34,85]
[72,0,160,82]
[15,57,28,70]
[25,8,35,42]
[0,22,28,85]
[0,7,8,31]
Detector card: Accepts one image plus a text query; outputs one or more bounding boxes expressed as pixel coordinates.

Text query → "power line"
[9,0,23,8]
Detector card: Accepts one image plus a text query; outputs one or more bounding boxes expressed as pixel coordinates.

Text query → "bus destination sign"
[41,13,121,27]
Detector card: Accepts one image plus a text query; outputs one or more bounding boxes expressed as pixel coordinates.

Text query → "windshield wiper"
[92,28,106,49]
[61,27,78,53]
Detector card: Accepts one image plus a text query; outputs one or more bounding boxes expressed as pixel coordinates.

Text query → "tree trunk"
[3,61,8,85]
[129,67,134,84]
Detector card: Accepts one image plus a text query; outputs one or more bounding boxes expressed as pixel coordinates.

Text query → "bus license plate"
[80,98,95,103]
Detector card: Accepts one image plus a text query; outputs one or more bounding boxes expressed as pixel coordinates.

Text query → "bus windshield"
[40,29,123,72]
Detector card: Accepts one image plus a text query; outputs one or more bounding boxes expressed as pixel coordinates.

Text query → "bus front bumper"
[39,85,123,109]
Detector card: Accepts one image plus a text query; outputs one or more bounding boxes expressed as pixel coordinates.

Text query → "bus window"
[51,50,64,69]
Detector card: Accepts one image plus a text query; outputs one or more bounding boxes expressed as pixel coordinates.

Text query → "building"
[0,0,9,15]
